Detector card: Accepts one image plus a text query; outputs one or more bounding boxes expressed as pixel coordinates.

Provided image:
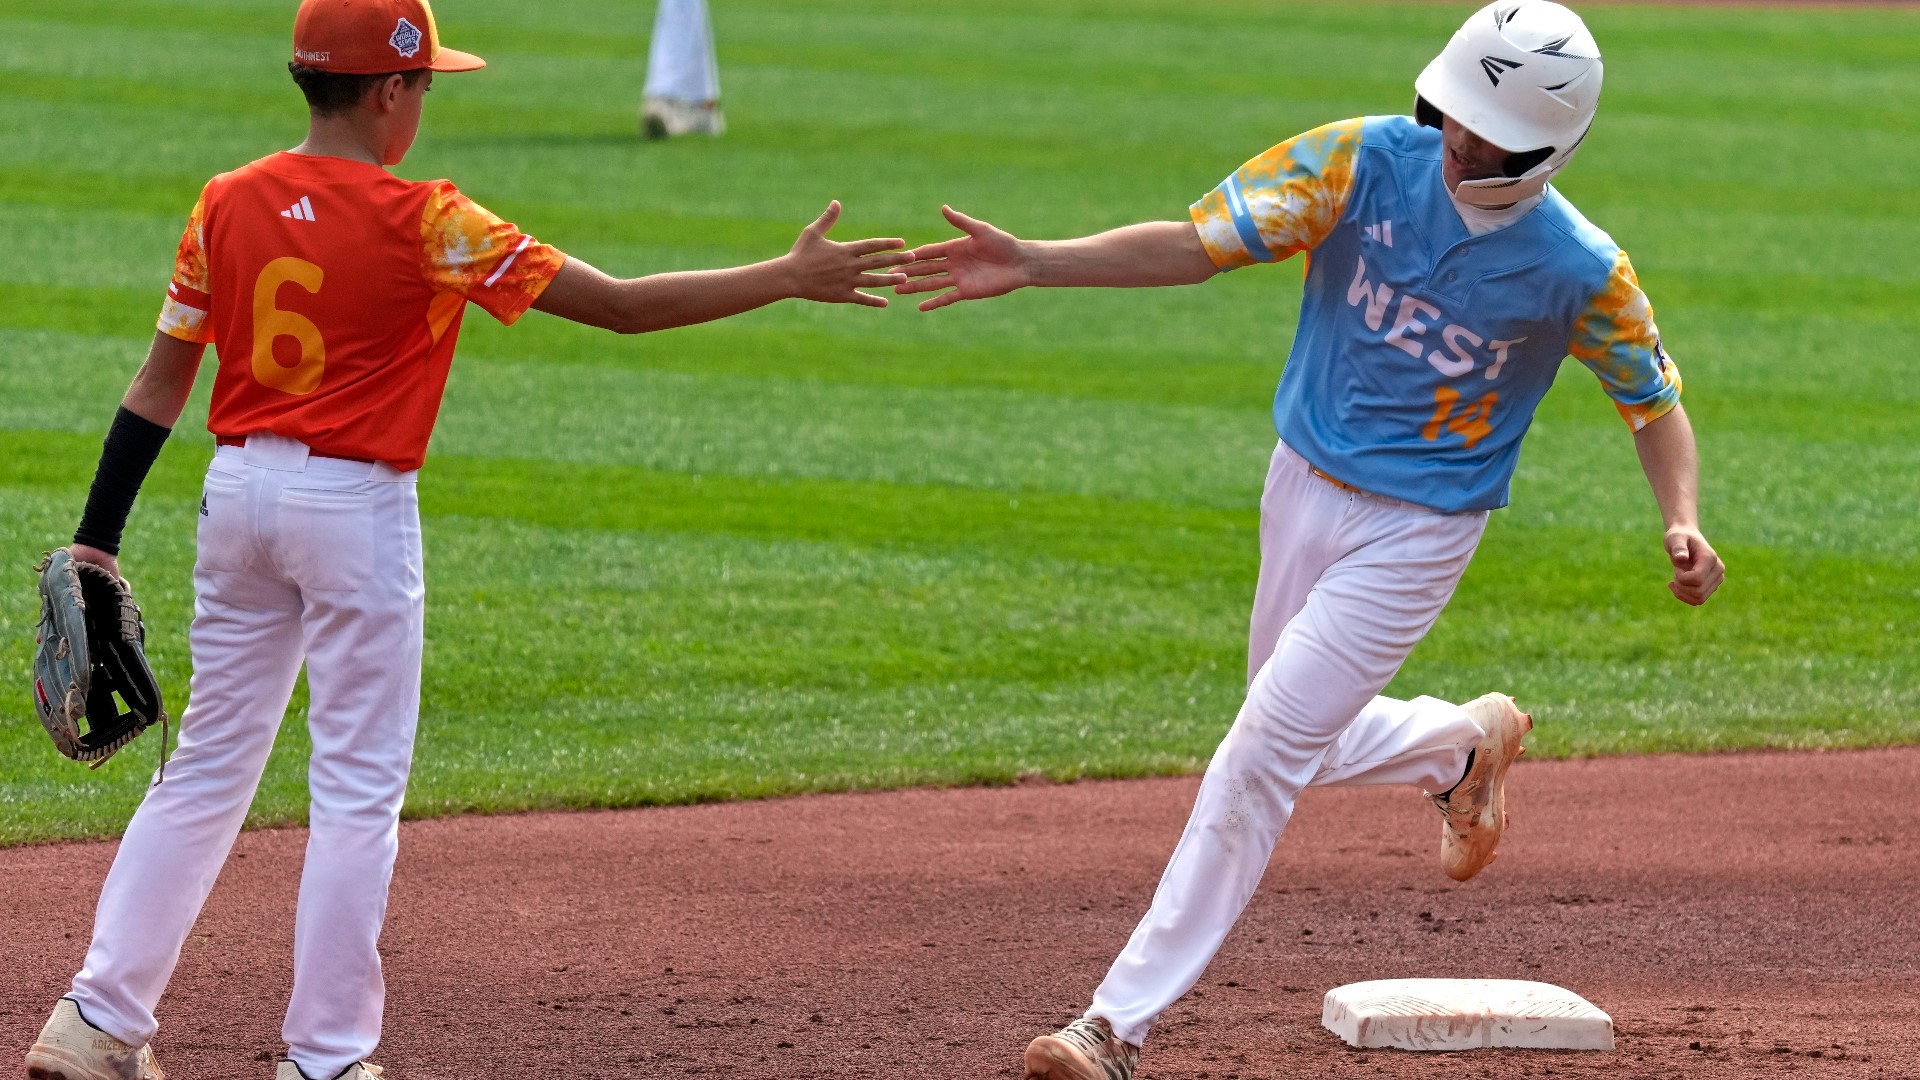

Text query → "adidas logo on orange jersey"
[280,196,317,222]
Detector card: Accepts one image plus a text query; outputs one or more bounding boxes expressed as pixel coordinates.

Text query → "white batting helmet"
[1414,0,1604,207]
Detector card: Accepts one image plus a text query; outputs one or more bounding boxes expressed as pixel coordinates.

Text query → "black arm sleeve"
[73,407,173,555]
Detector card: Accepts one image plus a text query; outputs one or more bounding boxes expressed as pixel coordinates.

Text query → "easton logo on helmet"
[1479,56,1524,85]
[1531,33,1589,58]
[390,17,423,58]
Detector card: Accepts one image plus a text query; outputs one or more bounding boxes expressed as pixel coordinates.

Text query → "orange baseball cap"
[292,0,485,75]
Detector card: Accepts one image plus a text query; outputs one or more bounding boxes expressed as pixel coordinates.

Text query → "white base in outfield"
[1322,978,1614,1051]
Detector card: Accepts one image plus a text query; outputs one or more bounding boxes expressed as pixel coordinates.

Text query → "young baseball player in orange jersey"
[898,3,1724,1077]
[22,2,910,1079]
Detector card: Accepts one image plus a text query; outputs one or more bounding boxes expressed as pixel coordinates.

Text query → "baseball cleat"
[639,96,725,139]
[24,998,164,1080]
[1428,692,1533,882]
[1024,1015,1138,1080]
[275,1062,384,1080]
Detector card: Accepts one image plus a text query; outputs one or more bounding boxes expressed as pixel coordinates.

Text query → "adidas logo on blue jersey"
[1363,220,1394,247]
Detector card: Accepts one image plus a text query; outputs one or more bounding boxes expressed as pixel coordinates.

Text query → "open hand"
[785,201,912,307]
[894,206,1030,312]
[1664,526,1724,606]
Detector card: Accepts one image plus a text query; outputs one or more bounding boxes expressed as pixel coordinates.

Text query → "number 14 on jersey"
[1422,386,1497,449]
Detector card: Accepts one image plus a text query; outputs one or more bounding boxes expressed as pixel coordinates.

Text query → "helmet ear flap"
[1502,146,1553,177]
[1420,95,1550,181]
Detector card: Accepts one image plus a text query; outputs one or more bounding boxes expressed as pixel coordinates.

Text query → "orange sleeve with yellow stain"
[418,182,567,326]
[1189,119,1363,271]
[156,188,215,344]
[1567,249,1682,431]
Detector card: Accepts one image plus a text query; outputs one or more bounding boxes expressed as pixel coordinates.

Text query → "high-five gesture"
[785,200,913,308]
[896,207,1218,312]
[895,206,1032,312]
[533,199,911,333]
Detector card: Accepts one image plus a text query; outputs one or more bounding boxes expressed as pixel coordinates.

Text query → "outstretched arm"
[1632,403,1724,606]
[894,206,1217,312]
[533,201,910,333]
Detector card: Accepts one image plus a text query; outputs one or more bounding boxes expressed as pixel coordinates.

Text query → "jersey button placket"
[1424,261,1468,302]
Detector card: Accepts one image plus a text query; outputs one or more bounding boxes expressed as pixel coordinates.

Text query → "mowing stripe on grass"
[2,0,1915,846]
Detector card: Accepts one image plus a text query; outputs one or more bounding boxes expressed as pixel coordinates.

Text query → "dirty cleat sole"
[1431,692,1533,882]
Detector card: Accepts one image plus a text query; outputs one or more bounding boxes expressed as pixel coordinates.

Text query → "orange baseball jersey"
[157,152,565,471]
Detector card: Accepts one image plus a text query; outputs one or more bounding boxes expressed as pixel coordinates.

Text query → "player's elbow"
[609,296,699,335]
[1181,261,1223,287]
[616,312,682,335]
[606,283,677,334]
[599,300,665,335]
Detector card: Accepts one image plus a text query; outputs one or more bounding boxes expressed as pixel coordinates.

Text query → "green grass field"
[2,0,1916,844]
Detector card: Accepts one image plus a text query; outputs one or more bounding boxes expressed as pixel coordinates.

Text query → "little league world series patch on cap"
[293,0,485,74]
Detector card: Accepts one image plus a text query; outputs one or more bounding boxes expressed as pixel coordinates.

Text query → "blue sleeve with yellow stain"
[1567,249,1682,431]
[1189,119,1363,271]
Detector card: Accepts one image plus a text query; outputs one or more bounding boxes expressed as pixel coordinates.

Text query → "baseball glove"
[32,547,168,770]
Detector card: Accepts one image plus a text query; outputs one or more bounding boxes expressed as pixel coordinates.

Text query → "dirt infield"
[4,747,1917,1079]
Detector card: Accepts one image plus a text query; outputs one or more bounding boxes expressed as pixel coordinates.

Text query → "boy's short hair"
[288,62,428,116]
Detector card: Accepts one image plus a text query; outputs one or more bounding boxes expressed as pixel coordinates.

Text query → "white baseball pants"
[68,435,424,1080]
[1089,441,1490,1046]
[644,0,720,103]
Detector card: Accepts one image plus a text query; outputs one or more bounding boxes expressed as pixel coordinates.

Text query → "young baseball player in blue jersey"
[896,3,1725,1077]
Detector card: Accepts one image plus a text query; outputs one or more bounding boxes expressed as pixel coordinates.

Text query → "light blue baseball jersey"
[1190,115,1681,512]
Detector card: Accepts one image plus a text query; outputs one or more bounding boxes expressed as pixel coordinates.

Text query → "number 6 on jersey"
[251,256,326,395]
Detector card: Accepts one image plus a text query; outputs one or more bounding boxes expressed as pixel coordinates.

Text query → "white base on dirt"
[1322,978,1614,1051]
